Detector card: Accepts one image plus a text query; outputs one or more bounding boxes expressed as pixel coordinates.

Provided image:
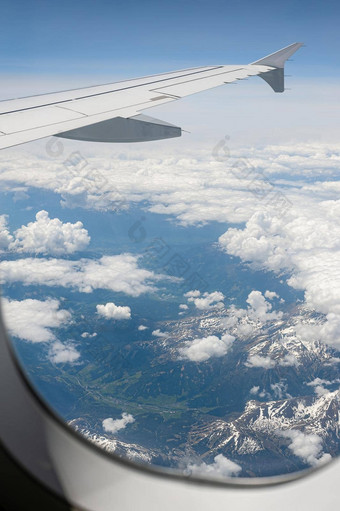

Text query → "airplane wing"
[0,43,303,150]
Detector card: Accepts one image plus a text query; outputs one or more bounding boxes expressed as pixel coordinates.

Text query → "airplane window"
[1,135,339,485]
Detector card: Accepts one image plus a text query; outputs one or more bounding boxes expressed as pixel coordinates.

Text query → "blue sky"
[1,0,339,77]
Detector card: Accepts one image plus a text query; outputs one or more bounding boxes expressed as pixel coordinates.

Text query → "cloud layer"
[0,254,158,296]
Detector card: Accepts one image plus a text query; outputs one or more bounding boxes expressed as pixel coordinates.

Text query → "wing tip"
[251,42,304,68]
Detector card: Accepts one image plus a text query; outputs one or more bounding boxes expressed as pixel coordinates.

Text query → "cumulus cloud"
[278,430,332,467]
[220,290,283,342]
[306,377,340,397]
[81,331,97,338]
[10,210,90,255]
[185,290,225,310]
[102,413,135,434]
[179,304,189,310]
[264,290,279,300]
[279,354,299,367]
[152,329,168,338]
[245,355,276,369]
[0,215,13,250]
[48,341,80,364]
[295,313,340,351]
[270,381,291,400]
[245,353,298,370]
[218,203,340,350]
[1,297,71,343]
[138,325,148,331]
[246,291,282,322]
[187,454,242,478]
[179,333,235,362]
[96,302,131,320]
[0,254,159,296]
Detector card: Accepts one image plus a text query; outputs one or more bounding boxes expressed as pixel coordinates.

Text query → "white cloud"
[250,385,260,395]
[2,143,340,353]
[245,353,298,370]
[152,329,168,338]
[187,454,242,478]
[1,143,340,227]
[219,202,340,350]
[179,333,235,362]
[81,331,97,338]
[295,313,340,351]
[0,215,13,251]
[184,290,201,298]
[245,355,276,369]
[278,430,332,467]
[102,413,135,434]
[306,377,340,397]
[96,302,131,320]
[48,340,80,364]
[246,290,282,322]
[270,381,291,400]
[186,290,225,310]
[138,325,148,331]
[279,354,299,367]
[0,254,159,296]
[179,304,189,310]
[1,297,71,343]
[10,210,90,255]
[264,290,279,300]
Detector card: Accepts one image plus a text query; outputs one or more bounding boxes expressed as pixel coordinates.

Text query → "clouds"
[152,329,168,338]
[48,340,80,364]
[10,210,90,255]
[306,377,340,397]
[246,290,282,322]
[264,290,279,300]
[245,355,276,369]
[278,430,331,468]
[179,333,235,362]
[96,302,131,320]
[187,454,242,478]
[2,143,338,228]
[1,297,80,364]
[1,297,71,343]
[184,290,225,310]
[0,215,13,250]
[102,413,135,434]
[219,204,340,351]
[2,142,340,353]
[245,353,298,370]
[138,325,148,331]
[0,254,158,296]
[219,290,283,342]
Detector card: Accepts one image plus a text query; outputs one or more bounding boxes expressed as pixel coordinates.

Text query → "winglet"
[251,42,304,92]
